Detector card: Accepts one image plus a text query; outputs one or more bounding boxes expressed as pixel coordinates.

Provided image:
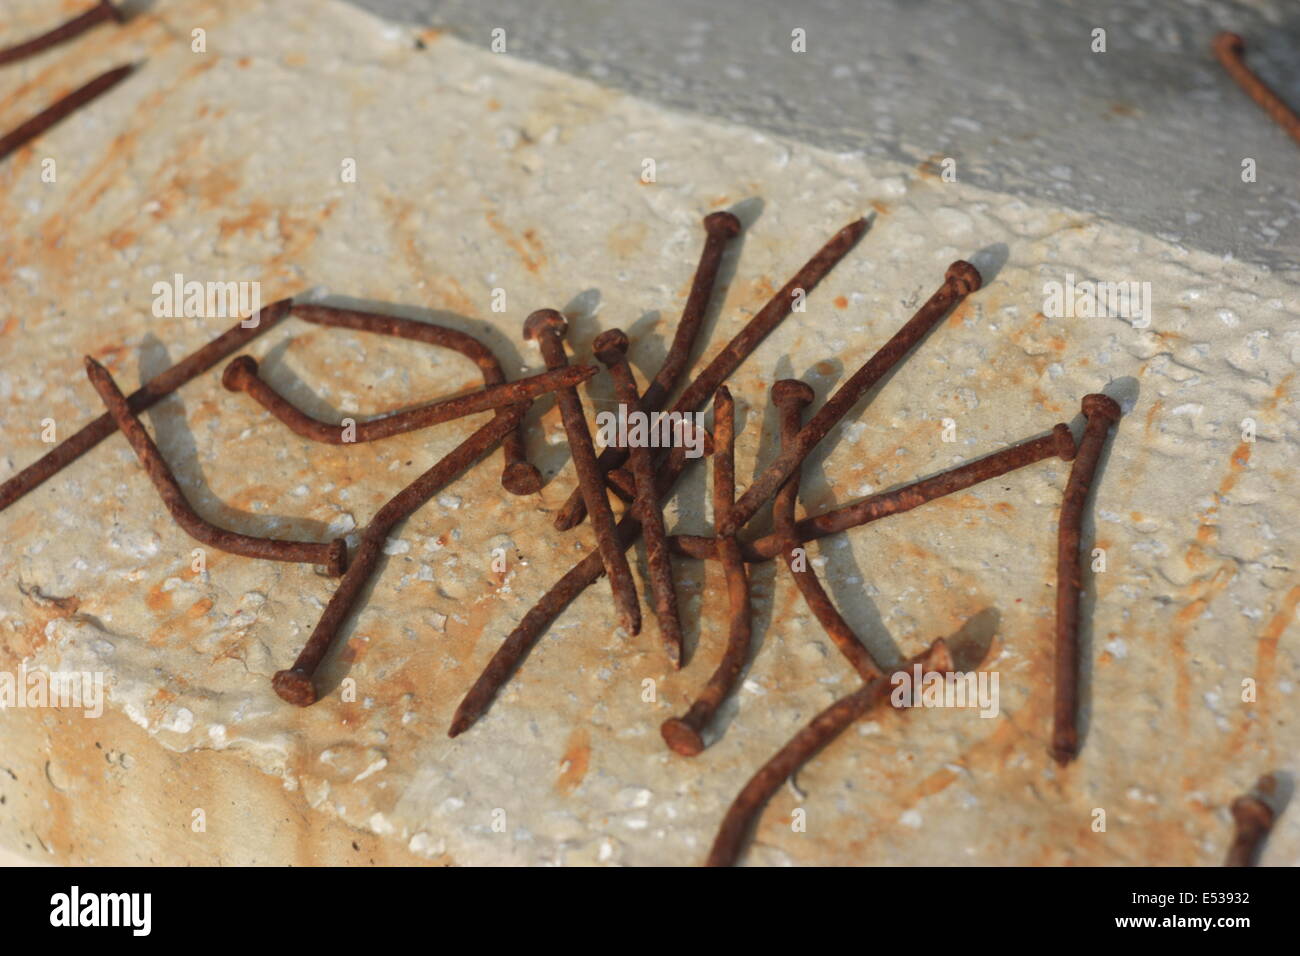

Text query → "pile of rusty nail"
[2,6,1281,868]
[446,220,1124,868]
[4,207,1128,865]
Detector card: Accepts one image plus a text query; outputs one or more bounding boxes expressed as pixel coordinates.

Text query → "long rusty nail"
[451,219,865,735]
[1224,775,1278,866]
[1052,393,1121,766]
[450,542,608,735]
[555,211,742,530]
[669,422,1075,563]
[0,63,136,163]
[759,422,1075,557]
[772,379,883,682]
[661,386,751,756]
[84,356,347,576]
[291,303,542,495]
[450,401,700,736]
[525,309,640,634]
[1213,32,1300,147]
[671,218,869,429]
[0,298,294,516]
[723,261,981,535]
[222,354,596,444]
[0,1,125,68]
[272,404,527,706]
[706,638,955,867]
[594,328,683,667]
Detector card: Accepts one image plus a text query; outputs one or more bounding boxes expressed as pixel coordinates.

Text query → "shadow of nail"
[969,242,1009,286]
[131,334,340,554]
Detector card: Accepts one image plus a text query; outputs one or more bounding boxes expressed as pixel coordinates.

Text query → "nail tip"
[1050,743,1077,766]
[448,706,478,737]
[1214,31,1245,54]
[665,640,683,669]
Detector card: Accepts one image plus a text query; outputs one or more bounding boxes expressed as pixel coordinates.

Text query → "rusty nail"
[594,328,684,668]
[0,63,136,163]
[669,422,1074,564]
[84,356,347,576]
[1224,775,1278,866]
[670,218,869,424]
[706,638,955,867]
[758,422,1074,556]
[1213,32,1300,147]
[723,261,982,535]
[222,354,596,444]
[1,299,294,516]
[0,1,125,68]
[772,379,883,682]
[450,402,700,736]
[525,309,640,634]
[450,541,610,735]
[555,211,742,530]
[272,404,527,706]
[1052,393,1121,765]
[661,385,751,756]
[291,303,542,495]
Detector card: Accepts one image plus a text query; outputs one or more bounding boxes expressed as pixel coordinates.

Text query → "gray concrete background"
[352,0,1300,273]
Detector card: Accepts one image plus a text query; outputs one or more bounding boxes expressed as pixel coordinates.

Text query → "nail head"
[272,668,317,707]
[1082,393,1122,422]
[221,354,257,391]
[945,260,982,296]
[704,211,742,238]
[661,717,704,756]
[523,309,567,341]
[771,379,814,408]
[501,461,544,495]
[592,328,630,365]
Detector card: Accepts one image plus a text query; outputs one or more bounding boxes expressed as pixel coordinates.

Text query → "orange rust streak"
[555,728,591,795]
[484,210,547,274]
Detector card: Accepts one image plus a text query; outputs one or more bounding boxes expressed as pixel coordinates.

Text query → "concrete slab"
[0,0,1295,867]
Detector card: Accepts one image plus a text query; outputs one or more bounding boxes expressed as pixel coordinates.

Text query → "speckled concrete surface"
[357,0,1300,272]
[0,0,1295,866]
